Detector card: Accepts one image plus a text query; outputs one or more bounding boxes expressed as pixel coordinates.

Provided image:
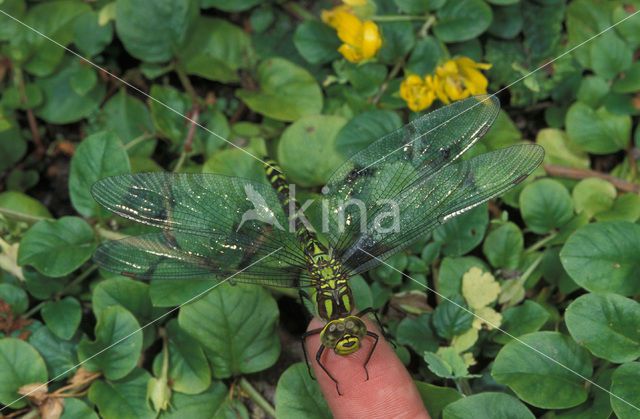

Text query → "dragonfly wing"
[92,173,309,278]
[323,95,500,254]
[337,144,544,275]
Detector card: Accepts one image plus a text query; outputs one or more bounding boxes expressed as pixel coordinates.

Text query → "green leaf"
[433,0,493,43]
[566,102,631,154]
[179,17,252,82]
[482,222,523,270]
[160,381,248,418]
[0,338,48,408]
[437,256,488,298]
[396,313,439,355]
[275,363,331,419]
[572,178,616,218]
[479,111,521,151]
[492,331,593,408]
[432,295,473,339]
[494,300,550,344]
[0,123,26,172]
[0,283,28,315]
[89,368,155,419]
[41,297,81,340]
[69,131,131,218]
[236,58,323,122]
[92,90,156,157]
[610,363,640,419]
[377,21,415,63]
[178,283,280,377]
[202,147,266,184]
[434,204,488,257]
[34,56,105,124]
[444,392,535,419]
[576,75,610,108]
[415,382,463,419]
[393,0,430,14]
[613,4,640,45]
[60,397,98,419]
[406,36,445,76]
[589,30,633,80]
[28,325,79,380]
[424,347,476,379]
[565,293,640,363]
[520,179,573,234]
[335,110,403,158]
[278,115,347,187]
[488,4,522,39]
[293,20,341,65]
[115,0,198,63]
[596,193,640,223]
[78,306,143,380]
[69,65,98,96]
[201,0,262,12]
[536,128,589,169]
[560,221,640,295]
[92,277,154,323]
[612,60,640,94]
[540,247,578,294]
[18,217,96,278]
[566,0,616,68]
[149,279,217,307]
[148,85,192,147]
[72,10,113,57]
[152,320,210,394]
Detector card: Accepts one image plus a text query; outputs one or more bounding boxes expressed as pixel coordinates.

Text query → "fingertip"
[306,317,430,419]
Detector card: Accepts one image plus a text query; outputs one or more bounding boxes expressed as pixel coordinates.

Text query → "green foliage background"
[1,0,640,418]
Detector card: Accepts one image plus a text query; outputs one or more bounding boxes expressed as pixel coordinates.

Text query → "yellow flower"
[400,74,437,112]
[434,57,492,104]
[322,10,382,63]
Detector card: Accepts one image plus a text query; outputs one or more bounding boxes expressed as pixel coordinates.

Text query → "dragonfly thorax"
[309,255,355,321]
[320,316,367,355]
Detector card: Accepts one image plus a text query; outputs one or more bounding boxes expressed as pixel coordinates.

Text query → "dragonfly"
[91,95,544,395]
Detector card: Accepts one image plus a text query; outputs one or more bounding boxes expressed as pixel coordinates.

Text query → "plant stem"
[59,265,99,296]
[372,57,405,105]
[543,164,640,194]
[95,226,128,241]
[0,207,46,224]
[15,67,44,158]
[525,231,558,253]
[175,65,198,106]
[372,15,431,22]
[124,132,158,151]
[418,15,436,38]
[519,253,544,285]
[24,301,45,318]
[282,2,317,21]
[238,378,276,418]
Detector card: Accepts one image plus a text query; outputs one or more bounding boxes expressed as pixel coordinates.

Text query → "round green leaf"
[18,217,96,277]
[202,146,267,184]
[0,283,28,315]
[0,123,26,172]
[536,128,589,169]
[92,277,154,323]
[92,90,156,157]
[275,363,331,419]
[201,0,262,12]
[596,193,640,223]
[560,221,640,295]
[115,0,198,63]
[28,325,79,380]
[0,191,51,219]
[576,75,610,108]
[72,10,113,57]
[335,110,403,158]
[69,65,97,96]
[492,331,593,408]
[69,131,131,218]
[520,179,573,234]
[236,57,323,122]
[437,256,488,298]
[566,102,631,154]
[293,20,341,65]
[565,293,640,363]
[589,30,633,80]
[434,0,493,42]
[161,381,248,418]
[396,313,439,355]
[179,17,252,82]
[41,297,81,340]
[406,36,445,76]
[78,306,143,380]
[278,114,346,186]
[152,320,210,394]
[572,177,616,218]
[540,247,578,294]
[494,300,550,344]
[60,397,98,419]
[488,4,522,39]
[149,279,217,307]
[443,392,535,419]
[432,295,473,340]
[148,85,192,147]
[34,56,105,124]
[613,4,640,45]
[377,21,415,63]
[482,222,523,270]
[613,61,640,94]
[88,368,155,419]
[178,283,280,378]
[434,204,488,257]
[610,363,640,419]
[415,382,463,419]
[0,338,48,408]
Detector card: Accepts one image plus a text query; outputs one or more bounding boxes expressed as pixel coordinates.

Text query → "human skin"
[306,316,430,419]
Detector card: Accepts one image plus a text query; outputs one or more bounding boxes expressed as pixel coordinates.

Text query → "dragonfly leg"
[356,307,396,348]
[315,345,342,396]
[362,331,379,381]
[301,328,323,380]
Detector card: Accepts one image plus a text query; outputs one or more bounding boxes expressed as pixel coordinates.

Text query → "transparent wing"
[336,144,545,275]
[322,95,500,258]
[93,231,315,287]
[92,173,310,284]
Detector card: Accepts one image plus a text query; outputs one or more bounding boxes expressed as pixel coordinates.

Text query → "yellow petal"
[461,67,489,95]
[432,75,450,104]
[361,21,382,58]
[462,267,501,309]
[321,6,352,27]
[338,43,362,62]
[436,60,458,77]
[334,12,363,46]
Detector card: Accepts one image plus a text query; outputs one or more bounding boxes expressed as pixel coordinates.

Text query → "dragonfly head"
[320,316,367,356]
